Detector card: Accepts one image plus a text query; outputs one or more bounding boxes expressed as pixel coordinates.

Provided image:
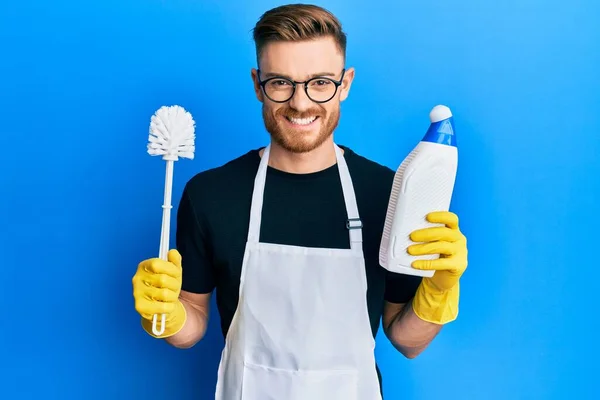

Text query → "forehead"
[259,36,344,78]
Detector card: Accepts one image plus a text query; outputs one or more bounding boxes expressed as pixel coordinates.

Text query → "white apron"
[214,143,382,400]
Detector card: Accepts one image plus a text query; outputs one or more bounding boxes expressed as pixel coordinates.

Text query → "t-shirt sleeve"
[176,185,215,294]
[384,271,422,304]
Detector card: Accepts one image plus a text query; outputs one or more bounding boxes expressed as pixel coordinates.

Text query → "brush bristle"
[148,105,196,160]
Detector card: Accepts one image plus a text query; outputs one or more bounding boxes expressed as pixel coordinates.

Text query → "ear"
[339,67,355,102]
[251,68,264,102]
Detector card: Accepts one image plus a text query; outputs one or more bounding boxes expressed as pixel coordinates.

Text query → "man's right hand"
[132,249,187,338]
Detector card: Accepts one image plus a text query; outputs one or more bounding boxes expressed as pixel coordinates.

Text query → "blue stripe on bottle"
[422,117,457,147]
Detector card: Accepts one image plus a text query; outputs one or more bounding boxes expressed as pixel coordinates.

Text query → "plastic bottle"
[379,105,458,277]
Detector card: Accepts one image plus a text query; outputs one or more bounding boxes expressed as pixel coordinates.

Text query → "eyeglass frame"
[256,69,347,104]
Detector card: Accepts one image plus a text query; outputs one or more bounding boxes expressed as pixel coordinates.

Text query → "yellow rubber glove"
[132,249,187,338]
[407,211,468,324]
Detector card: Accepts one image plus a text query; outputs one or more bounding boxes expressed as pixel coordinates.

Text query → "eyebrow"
[261,71,337,80]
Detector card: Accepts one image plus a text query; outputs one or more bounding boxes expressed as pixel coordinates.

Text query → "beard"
[262,103,340,154]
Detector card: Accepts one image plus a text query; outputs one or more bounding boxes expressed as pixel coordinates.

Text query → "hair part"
[252,4,347,64]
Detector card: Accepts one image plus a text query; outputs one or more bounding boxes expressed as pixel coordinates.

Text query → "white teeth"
[288,116,316,125]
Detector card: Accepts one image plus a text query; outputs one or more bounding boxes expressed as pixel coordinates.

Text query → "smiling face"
[251,36,354,154]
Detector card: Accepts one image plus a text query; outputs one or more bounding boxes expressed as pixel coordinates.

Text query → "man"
[132,4,468,399]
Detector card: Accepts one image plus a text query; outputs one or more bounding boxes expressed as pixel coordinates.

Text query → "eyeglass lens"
[263,78,338,102]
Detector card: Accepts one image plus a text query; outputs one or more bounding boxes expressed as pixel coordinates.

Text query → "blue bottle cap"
[422,105,457,147]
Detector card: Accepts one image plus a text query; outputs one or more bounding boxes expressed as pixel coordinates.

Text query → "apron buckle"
[346,218,363,230]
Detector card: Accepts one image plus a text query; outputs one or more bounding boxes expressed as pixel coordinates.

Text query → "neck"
[261,138,341,174]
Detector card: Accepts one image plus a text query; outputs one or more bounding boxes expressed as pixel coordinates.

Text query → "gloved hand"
[407,211,468,324]
[132,249,187,338]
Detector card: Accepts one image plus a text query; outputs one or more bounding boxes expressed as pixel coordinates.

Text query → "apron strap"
[334,145,363,250]
[247,143,363,251]
[247,145,270,244]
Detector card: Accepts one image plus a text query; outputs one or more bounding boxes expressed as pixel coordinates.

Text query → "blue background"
[1,0,598,399]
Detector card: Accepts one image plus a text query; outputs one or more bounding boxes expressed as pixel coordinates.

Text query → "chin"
[273,130,331,154]
[263,108,336,153]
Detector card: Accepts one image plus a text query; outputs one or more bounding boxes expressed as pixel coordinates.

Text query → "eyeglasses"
[257,69,346,104]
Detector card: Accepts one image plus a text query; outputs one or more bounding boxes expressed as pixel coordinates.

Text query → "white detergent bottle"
[379,105,458,277]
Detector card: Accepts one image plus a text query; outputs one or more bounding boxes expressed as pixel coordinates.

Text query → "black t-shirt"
[175,145,422,387]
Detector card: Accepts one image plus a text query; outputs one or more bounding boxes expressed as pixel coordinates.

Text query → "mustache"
[276,107,324,119]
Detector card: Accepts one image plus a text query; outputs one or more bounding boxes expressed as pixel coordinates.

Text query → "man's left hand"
[407,211,468,324]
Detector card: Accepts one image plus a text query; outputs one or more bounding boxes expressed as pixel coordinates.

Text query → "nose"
[288,84,313,112]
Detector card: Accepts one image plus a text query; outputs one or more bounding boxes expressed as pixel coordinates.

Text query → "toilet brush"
[147,105,196,335]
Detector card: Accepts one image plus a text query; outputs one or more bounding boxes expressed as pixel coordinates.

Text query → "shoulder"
[340,146,396,226]
[183,148,261,204]
[341,145,395,191]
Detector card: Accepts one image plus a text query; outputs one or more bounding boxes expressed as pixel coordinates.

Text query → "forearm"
[385,298,442,358]
[164,299,209,349]
[383,210,467,358]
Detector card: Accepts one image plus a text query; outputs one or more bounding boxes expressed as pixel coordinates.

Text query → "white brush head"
[148,105,196,161]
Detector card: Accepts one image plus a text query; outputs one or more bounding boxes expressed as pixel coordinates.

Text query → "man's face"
[251,36,355,154]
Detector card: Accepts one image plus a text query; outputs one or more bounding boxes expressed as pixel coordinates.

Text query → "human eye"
[308,79,332,92]
[269,79,291,87]
[312,79,331,86]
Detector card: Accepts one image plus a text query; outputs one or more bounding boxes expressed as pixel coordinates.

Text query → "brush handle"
[159,160,174,260]
[152,159,174,335]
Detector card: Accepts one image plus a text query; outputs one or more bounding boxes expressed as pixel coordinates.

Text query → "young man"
[132,4,468,399]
